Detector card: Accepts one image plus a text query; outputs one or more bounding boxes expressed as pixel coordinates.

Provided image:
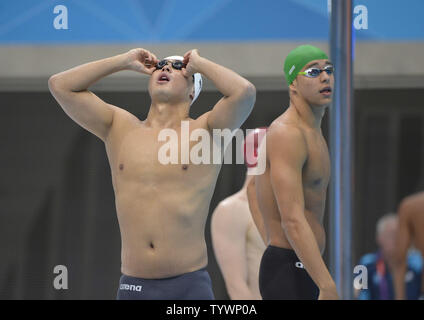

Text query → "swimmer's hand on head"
[123,48,159,75]
[181,49,201,78]
[178,49,256,132]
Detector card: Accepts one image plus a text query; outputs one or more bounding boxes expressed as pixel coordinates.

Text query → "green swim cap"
[284,45,329,85]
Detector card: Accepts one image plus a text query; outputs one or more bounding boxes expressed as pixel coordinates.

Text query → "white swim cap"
[165,56,202,106]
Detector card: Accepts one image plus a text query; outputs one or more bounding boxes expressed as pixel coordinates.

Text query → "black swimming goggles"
[155,59,186,71]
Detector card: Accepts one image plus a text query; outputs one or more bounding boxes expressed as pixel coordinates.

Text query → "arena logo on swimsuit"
[158,121,267,175]
[120,283,142,292]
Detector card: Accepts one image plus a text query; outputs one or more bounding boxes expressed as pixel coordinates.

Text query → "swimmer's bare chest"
[302,128,331,221]
[107,120,220,206]
[107,115,219,220]
[260,126,330,251]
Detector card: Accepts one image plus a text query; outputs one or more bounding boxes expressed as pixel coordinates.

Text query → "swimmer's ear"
[289,79,298,95]
[189,85,195,101]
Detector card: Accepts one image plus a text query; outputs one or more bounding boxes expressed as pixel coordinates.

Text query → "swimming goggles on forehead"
[298,65,334,78]
[155,59,186,70]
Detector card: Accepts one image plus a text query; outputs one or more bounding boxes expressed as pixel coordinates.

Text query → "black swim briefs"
[259,245,319,300]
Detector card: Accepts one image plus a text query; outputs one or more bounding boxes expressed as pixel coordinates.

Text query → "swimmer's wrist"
[192,56,209,75]
[116,53,133,71]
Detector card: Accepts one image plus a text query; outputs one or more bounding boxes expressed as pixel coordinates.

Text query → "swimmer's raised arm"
[182,49,256,132]
[48,49,158,141]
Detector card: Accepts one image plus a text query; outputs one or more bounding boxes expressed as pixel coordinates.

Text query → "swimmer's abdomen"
[115,186,210,278]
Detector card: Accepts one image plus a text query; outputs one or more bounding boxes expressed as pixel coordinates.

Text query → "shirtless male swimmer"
[248,45,340,300]
[48,48,256,299]
[211,128,267,300]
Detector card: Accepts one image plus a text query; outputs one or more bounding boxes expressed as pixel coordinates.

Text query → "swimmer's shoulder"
[214,192,241,214]
[111,106,141,128]
[403,191,424,206]
[104,106,142,147]
[108,106,143,139]
[267,116,307,150]
[212,193,250,223]
[399,191,424,218]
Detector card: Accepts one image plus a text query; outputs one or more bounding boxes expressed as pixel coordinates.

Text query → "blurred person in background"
[356,213,422,300]
[211,128,267,300]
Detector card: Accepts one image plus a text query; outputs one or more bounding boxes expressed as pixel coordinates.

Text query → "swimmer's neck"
[145,101,190,128]
[289,96,328,130]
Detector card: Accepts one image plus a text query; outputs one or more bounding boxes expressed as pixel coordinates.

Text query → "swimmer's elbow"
[48,75,60,92]
[48,74,69,93]
[243,81,256,99]
[232,81,256,106]
[241,82,256,108]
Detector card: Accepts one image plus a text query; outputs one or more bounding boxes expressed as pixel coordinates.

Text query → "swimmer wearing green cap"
[248,45,339,300]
